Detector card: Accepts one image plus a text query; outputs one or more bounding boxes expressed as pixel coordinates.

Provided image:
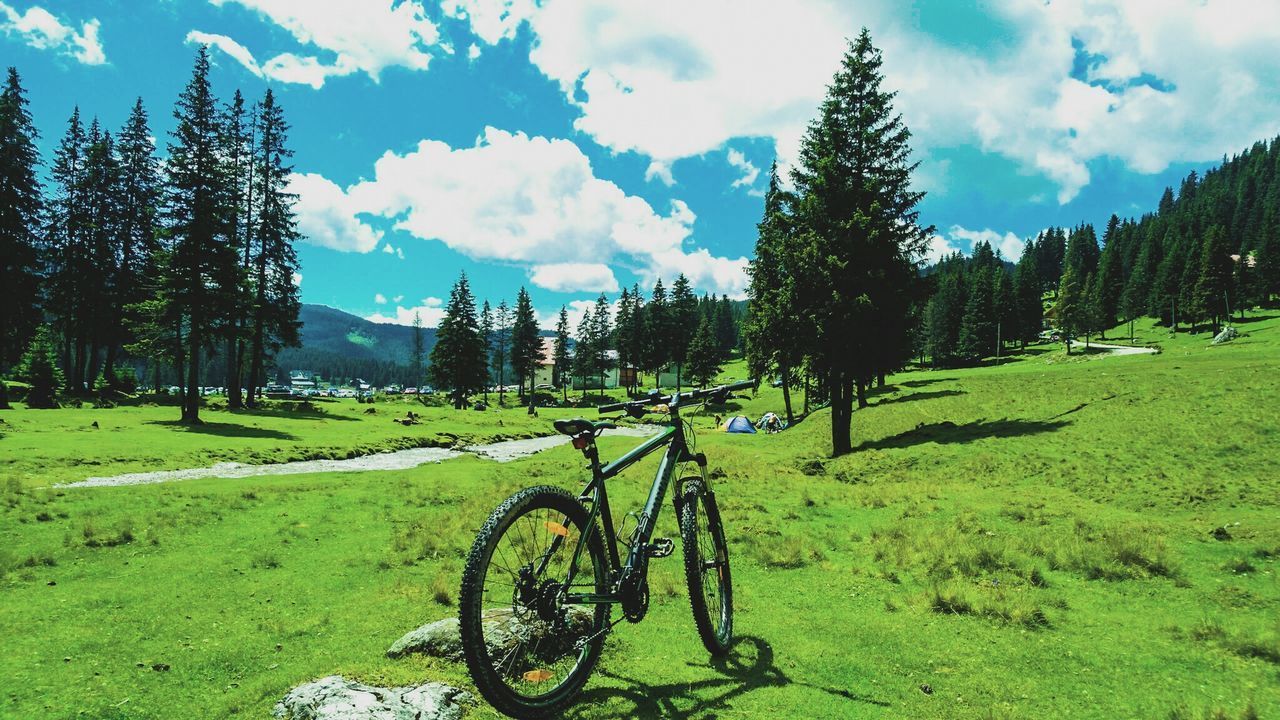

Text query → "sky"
[5,0,1280,329]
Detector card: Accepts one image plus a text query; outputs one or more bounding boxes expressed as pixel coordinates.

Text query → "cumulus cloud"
[365,303,447,327]
[199,0,441,87]
[443,0,534,46]
[187,30,261,75]
[529,263,619,293]
[948,225,1027,260]
[287,172,382,253]
[726,149,760,191]
[374,293,387,304]
[456,0,1280,202]
[0,2,105,64]
[297,127,749,296]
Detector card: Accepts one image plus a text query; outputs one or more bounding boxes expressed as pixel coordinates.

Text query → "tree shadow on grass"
[873,389,966,406]
[898,378,956,389]
[238,406,361,422]
[856,418,1068,451]
[148,420,298,440]
[565,635,888,719]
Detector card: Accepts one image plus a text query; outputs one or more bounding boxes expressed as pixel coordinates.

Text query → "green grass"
[1,314,1278,718]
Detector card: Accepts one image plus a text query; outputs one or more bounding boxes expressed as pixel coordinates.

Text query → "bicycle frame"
[559,410,708,606]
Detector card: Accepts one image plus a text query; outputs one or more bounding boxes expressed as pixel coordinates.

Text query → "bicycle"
[458,379,756,718]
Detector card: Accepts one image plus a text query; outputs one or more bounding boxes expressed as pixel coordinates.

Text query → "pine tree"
[1065,223,1100,282]
[744,160,802,423]
[552,306,571,402]
[1196,225,1234,334]
[1095,215,1124,335]
[1013,240,1042,348]
[478,299,492,402]
[16,326,63,408]
[427,272,486,409]
[789,29,931,453]
[613,287,633,390]
[113,98,162,389]
[80,119,121,387]
[0,67,44,373]
[589,293,613,398]
[244,88,301,409]
[46,107,90,391]
[509,287,540,400]
[993,268,1016,354]
[164,47,242,422]
[222,89,253,408]
[669,274,697,388]
[685,314,722,388]
[645,279,670,385]
[1056,264,1083,354]
[491,300,510,405]
[715,295,737,355]
[958,268,996,362]
[411,311,425,385]
[572,309,594,395]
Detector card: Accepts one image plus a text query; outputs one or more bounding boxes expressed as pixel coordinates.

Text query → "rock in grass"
[387,618,462,660]
[273,675,470,720]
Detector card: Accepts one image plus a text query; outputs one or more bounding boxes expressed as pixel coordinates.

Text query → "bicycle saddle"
[553,418,617,436]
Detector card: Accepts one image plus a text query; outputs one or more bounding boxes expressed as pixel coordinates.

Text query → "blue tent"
[723,416,756,434]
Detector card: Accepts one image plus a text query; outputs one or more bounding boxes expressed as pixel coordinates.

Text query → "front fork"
[673,451,712,523]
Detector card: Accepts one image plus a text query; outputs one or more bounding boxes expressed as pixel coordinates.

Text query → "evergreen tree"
[1256,224,1280,302]
[789,29,931,453]
[1055,264,1083,354]
[1196,225,1234,334]
[164,47,242,422]
[669,274,697,388]
[427,272,486,409]
[244,88,301,408]
[509,287,540,400]
[714,294,737,355]
[113,98,162,390]
[80,119,121,387]
[924,266,966,366]
[552,306,571,401]
[478,299,492,402]
[645,279,670,385]
[491,300,510,405]
[1095,214,1124,334]
[613,287,633,390]
[0,67,43,372]
[222,89,254,408]
[1064,223,1100,283]
[744,161,803,423]
[411,311,425,385]
[16,326,63,408]
[572,309,595,395]
[684,314,722,387]
[589,293,613,398]
[1081,272,1102,348]
[958,267,996,361]
[1013,241,1042,348]
[993,267,1016,353]
[46,107,90,391]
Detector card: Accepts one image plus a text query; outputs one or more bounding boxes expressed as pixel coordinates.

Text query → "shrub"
[16,326,62,409]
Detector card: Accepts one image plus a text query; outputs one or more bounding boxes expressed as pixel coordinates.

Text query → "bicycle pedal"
[646,538,674,558]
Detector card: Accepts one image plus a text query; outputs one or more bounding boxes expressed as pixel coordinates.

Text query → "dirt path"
[58,425,665,488]
[1086,342,1158,356]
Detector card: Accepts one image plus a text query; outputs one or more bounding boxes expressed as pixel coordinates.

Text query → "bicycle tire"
[678,478,733,655]
[459,485,610,718]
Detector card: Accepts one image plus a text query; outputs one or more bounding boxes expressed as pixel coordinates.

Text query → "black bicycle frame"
[560,416,707,606]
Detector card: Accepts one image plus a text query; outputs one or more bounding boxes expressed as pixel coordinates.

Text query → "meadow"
[2,314,1278,719]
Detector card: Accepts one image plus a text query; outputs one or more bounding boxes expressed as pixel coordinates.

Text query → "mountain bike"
[459,379,756,718]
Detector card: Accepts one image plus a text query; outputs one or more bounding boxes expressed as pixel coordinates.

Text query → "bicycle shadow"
[564,635,889,718]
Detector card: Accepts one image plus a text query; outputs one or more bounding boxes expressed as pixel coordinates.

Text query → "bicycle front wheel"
[459,485,611,718]
[678,478,733,655]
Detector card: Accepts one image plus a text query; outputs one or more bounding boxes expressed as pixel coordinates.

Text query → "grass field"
[2,315,1278,719]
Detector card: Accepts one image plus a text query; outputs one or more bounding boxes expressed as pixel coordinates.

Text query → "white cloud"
[456,0,1280,203]
[382,243,395,255]
[186,30,262,76]
[529,263,619,293]
[443,0,535,45]
[0,2,105,64]
[287,172,382,253]
[392,294,404,303]
[365,303,448,327]
[726,149,760,191]
[299,127,748,296]
[932,225,1030,263]
[374,293,387,304]
[467,43,481,61]
[201,0,441,88]
[423,296,443,307]
[644,160,674,186]
[292,272,302,286]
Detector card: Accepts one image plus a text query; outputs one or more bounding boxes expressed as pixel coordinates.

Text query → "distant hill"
[273,304,431,385]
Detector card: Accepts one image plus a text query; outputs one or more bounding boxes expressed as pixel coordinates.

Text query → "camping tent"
[723,416,756,434]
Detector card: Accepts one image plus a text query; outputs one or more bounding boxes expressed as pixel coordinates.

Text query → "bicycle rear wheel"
[678,478,733,655]
[459,486,611,718]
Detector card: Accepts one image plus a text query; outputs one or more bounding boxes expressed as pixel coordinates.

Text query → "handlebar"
[598,379,757,415]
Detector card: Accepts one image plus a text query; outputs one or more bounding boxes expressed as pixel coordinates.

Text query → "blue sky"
[5,1,1280,329]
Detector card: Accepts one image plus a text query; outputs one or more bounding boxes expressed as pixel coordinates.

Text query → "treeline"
[744,30,931,456]
[0,48,303,421]
[425,272,741,409]
[923,137,1280,366]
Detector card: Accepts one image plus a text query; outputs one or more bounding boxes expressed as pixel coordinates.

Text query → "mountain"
[273,304,431,385]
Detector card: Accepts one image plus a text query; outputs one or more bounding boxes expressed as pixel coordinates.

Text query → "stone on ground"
[273,675,470,720]
[387,617,463,660]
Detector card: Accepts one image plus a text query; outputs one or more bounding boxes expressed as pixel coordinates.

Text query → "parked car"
[404,387,418,395]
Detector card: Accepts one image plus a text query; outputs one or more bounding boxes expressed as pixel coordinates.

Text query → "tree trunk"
[876,372,885,389]
[802,372,811,416]
[87,340,101,390]
[830,371,853,456]
[856,376,868,409]
[225,336,243,409]
[779,359,793,426]
[183,329,201,424]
